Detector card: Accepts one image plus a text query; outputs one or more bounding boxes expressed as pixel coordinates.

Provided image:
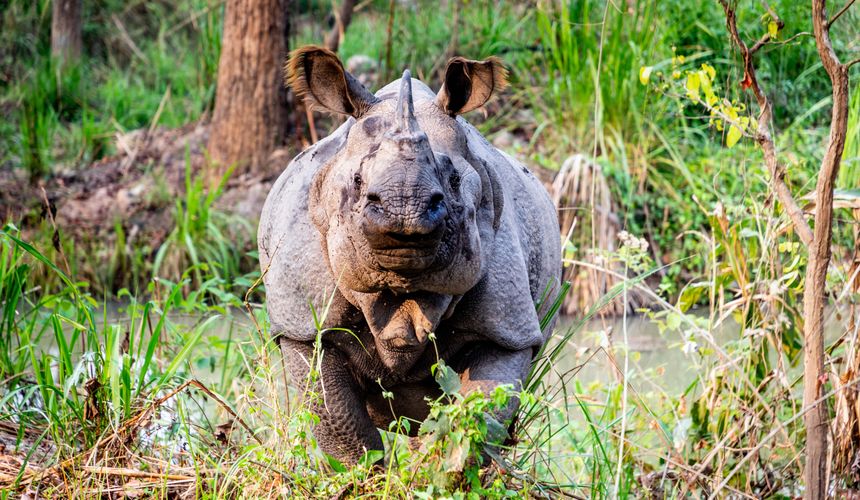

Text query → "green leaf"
[726,124,742,148]
[677,283,707,313]
[326,454,348,473]
[434,360,461,395]
[358,449,384,467]
[639,66,653,85]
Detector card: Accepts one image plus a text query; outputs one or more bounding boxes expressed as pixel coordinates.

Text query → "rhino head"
[286,47,507,368]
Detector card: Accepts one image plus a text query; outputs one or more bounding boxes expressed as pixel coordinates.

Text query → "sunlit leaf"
[726,124,742,148]
[677,283,708,312]
[685,72,700,102]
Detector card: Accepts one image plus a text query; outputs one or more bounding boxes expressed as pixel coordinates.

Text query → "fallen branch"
[79,466,193,481]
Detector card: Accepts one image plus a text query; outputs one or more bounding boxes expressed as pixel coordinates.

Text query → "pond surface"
[554,307,847,397]
[43,302,850,400]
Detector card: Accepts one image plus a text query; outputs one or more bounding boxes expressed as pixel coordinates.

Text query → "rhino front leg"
[455,344,533,427]
[279,338,383,464]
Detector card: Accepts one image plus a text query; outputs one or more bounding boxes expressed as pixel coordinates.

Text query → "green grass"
[0,217,836,497]
[152,151,254,291]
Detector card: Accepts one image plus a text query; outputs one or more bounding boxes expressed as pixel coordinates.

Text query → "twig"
[827,0,857,26]
[709,375,860,498]
[767,31,813,47]
[718,0,814,247]
[111,14,147,62]
[148,86,171,134]
[79,466,192,481]
[164,0,226,38]
[847,57,860,69]
[324,0,357,52]
[184,379,263,445]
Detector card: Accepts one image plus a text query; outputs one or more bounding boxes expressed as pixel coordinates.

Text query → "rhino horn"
[393,70,422,137]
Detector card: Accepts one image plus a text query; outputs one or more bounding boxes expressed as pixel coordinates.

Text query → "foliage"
[152,152,254,290]
[1,0,220,173]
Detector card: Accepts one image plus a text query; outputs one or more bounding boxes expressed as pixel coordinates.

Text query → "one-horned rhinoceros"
[258,46,562,464]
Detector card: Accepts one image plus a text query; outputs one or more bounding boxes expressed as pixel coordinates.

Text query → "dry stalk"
[552,155,641,316]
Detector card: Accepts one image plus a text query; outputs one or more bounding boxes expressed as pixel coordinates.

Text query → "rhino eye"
[353,173,362,189]
[449,171,461,192]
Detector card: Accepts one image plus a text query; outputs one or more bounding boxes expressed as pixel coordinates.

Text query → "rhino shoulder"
[448,119,562,349]
[258,119,354,341]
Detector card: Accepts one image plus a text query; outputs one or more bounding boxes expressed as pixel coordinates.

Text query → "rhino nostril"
[428,192,444,209]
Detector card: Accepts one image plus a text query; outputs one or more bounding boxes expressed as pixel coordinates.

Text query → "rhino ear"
[286,45,379,117]
[436,56,508,116]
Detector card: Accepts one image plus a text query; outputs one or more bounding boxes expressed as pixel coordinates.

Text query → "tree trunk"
[208,0,290,176]
[803,1,852,497]
[324,0,356,52]
[51,0,82,64]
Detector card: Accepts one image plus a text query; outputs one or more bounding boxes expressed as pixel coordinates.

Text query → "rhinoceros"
[258,46,562,464]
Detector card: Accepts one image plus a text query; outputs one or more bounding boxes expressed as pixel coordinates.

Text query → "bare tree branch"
[324,0,357,52]
[767,31,813,47]
[827,0,856,26]
[718,0,814,246]
[847,57,860,69]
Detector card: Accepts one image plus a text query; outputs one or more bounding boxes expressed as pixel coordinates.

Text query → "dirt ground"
[1,120,288,265]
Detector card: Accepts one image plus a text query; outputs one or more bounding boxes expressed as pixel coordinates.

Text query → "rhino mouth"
[371,245,440,272]
[365,228,445,272]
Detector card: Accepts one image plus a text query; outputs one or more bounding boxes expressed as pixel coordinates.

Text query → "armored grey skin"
[259,46,562,464]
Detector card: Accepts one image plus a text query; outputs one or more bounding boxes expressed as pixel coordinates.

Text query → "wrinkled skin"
[259,46,562,464]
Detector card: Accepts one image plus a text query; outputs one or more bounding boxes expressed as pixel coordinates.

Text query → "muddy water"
[553,314,714,395]
[553,308,848,397]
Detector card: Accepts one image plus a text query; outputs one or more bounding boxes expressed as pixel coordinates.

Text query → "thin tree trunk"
[208,0,290,176]
[51,0,82,65]
[717,1,853,494]
[324,0,356,52]
[803,1,851,497]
